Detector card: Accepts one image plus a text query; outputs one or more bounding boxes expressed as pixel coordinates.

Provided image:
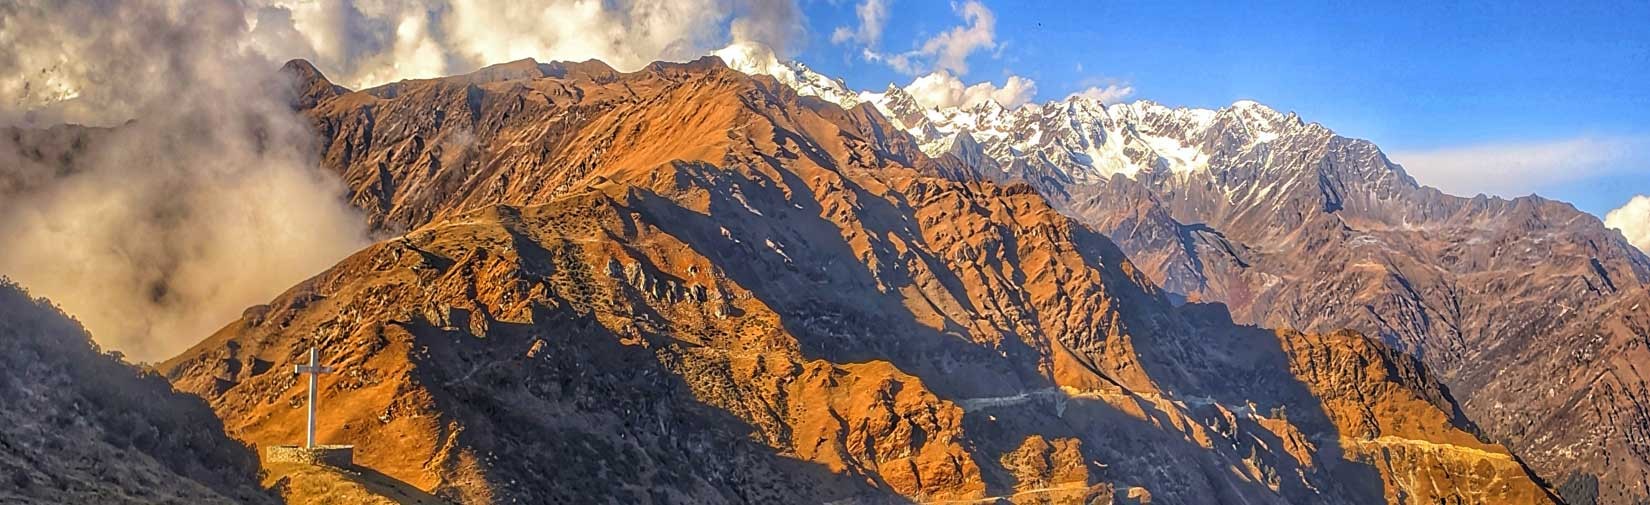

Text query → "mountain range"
[716,47,1650,505]
[163,56,1554,504]
[1,51,1643,504]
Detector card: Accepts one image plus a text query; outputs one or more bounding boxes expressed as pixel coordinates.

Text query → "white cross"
[293,348,335,449]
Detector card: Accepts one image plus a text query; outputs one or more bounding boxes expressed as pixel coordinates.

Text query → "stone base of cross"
[266,444,355,467]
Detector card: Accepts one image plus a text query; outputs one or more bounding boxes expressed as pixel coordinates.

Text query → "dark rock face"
[927,95,1650,503]
[0,280,272,505]
[153,59,1555,503]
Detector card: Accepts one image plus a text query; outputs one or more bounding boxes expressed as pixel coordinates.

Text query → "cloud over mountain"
[903,71,1038,109]
[0,0,373,361]
[0,0,813,361]
[1067,83,1136,105]
[1606,195,1650,253]
[246,0,804,89]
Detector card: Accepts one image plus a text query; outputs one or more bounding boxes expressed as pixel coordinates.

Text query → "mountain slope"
[786,64,1650,504]
[0,280,273,505]
[1017,105,1650,505]
[153,58,1559,504]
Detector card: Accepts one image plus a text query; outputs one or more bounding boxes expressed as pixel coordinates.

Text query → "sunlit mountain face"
[2,2,1646,504]
[723,47,1650,504]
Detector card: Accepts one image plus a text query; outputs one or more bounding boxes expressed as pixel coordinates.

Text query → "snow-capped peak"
[1221,99,1294,145]
[714,48,1307,184]
[866,84,922,115]
[712,42,862,108]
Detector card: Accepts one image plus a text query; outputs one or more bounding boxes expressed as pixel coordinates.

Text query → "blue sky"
[790,1,1650,216]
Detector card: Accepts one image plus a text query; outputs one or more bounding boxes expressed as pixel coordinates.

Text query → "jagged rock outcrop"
[0,280,272,505]
[152,57,1558,504]
[1279,329,1557,505]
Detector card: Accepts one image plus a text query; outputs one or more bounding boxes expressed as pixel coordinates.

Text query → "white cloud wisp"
[1389,136,1648,198]
[831,0,890,47]
[1067,83,1135,105]
[864,0,996,76]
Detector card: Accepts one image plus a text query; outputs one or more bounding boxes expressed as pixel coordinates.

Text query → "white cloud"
[866,0,995,75]
[831,0,890,47]
[235,0,804,90]
[443,0,726,77]
[1605,195,1650,254]
[351,10,447,86]
[0,0,807,102]
[1388,137,1648,198]
[727,0,805,57]
[921,0,995,74]
[902,71,1036,109]
[864,49,920,74]
[1067,83,1134,105]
